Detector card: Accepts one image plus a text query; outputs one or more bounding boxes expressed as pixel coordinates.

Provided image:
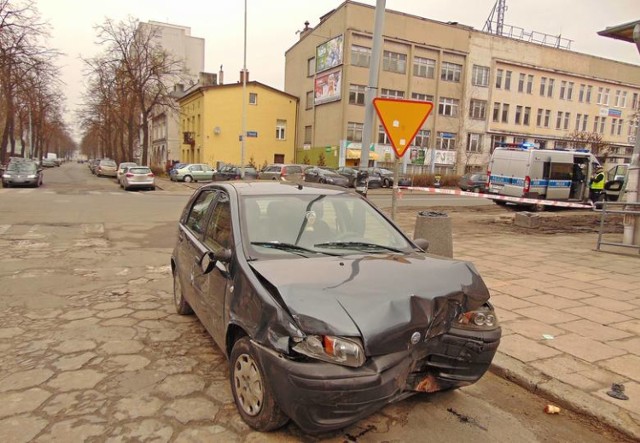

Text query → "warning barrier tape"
[396,186,595,209]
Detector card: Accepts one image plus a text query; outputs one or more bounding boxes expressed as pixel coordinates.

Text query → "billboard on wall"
[316,35,343,73]
[314,69,342,105]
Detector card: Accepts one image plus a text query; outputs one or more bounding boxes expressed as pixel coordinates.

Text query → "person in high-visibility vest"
[589,166,605,203]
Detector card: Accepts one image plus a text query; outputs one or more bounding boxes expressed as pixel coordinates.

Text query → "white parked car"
[121,166,155,191]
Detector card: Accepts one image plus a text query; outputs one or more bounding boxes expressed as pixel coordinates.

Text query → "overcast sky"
[36,0,638,136]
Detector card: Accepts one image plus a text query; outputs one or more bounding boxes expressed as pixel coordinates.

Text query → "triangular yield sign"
[373,98,433,157]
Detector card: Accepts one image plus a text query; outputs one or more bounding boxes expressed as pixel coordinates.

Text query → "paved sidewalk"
[156,177,640,437]
[393,210,640,440]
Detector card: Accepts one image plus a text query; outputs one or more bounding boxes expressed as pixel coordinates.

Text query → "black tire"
[173,268,193,315]
[230,337,289,432]
[494,200,508,206]
[183,175,193,183]
[2,181,8,188]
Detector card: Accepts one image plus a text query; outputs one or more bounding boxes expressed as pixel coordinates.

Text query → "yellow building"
[178,80,298,169]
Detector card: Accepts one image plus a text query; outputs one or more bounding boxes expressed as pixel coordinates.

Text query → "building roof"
[177,80,299,103]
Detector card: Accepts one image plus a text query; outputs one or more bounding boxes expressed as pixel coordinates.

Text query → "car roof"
[199,181,352,197]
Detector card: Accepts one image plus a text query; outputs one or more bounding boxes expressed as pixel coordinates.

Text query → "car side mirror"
[199,249,232,274]
[413,238,430,252]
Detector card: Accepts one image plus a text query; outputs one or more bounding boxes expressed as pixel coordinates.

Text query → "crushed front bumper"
[252,326,501,434]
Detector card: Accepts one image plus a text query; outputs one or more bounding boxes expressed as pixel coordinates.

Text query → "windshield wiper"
[314,241,403,253]
[251,241,339,257]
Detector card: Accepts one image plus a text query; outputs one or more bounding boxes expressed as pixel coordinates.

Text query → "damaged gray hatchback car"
[171,181,501,434]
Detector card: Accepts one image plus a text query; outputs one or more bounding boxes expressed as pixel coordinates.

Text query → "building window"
[411,92,434,102]
[304,125,312,144]
[472,65,489,87]
[347,122,363,142]
[564,112,570,130]
[349,84,366,105]
[275,119,286,140]
[621,91,627,107]
[547,78,555,98]
[539,77,546,96]
[441,62,462,82]
[582,115,589,132]
[377,125,390,144]
[504,71,512,90]
[496,69,503,89]
[579,84,585,102]
[305,91,313,110]
[560,81,567,99]
[632,92,639,110]
[249,93,258,105]
[556,111,562,129]
[414,56,436,78]
[597,87,603,104]
[614,90,623,107]
[413,129,430,148]
[515,105,523,124]
[383,50,407,74]
[544,109,551,128]
[307,57,315,76]
[436,132,456,150]
[501,103,509,123]
[536,108,543,127]
[523,107,531,126]
[469,99,487,120]
[600,117,606,133]
[518,73,525,93]
[575,113,581,131]
[594,116,600,133]
[527,75,533,94]
[351,45,371,67]
[611,118,617,136]
[438,97,459,117]
[603,88,610,105]
[467,133,482,152]
[586,86,592,103]
[493,102,501,123]
[381,88,404,99]
[567,82,574,100]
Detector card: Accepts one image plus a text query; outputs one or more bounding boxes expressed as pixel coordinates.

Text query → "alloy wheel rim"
[234,353,263,416]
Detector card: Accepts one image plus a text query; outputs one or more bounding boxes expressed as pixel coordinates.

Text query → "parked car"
[366,167,411,187]
[2,160,43,188]
[95,159,118,177]
[169,163,215,182]
[121,166,155,191]
[171,181,501,434]
[303,167,350,187]
[458,172,488,193]
[257,163,306,181]
[335,166,382,189]
[89,158,102,174]
[116,162,138,182]
[41,158,57,168]
[213,165,258,181]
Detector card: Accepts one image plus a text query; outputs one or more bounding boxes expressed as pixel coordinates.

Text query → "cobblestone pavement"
[1,179,639,441]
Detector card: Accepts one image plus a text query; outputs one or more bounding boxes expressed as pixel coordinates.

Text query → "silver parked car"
[96,159,118,177]
[169,163,215,182]
[121,166,155,191]
[257,164,306,181]
[116,162,137,182]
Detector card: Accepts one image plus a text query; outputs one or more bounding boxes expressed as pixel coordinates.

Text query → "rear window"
[101,160,117,167]
[129,167,151,174]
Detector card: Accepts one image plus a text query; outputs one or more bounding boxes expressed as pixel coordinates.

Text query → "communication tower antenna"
[483,0,507,35]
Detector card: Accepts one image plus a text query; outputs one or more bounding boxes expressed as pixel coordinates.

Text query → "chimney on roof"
[199,72,217,86]
[299,20,313,40]
[218,65,224,85]
[240,69,249,83]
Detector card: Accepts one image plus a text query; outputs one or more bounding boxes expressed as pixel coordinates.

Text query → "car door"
[200,192,233,345]
[188,164,203,180]
[176,189,218,316]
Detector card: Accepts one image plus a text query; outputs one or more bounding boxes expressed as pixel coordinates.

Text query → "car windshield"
[241,194,413,259]
[8,162,37,172]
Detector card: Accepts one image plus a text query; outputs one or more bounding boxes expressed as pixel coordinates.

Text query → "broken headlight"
[292,335,365,368]
[456,304,499,330]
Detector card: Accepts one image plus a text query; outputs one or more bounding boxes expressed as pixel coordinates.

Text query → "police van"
[487,143,600,205]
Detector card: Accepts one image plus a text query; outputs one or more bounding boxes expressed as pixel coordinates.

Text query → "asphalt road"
[0,162,632,442]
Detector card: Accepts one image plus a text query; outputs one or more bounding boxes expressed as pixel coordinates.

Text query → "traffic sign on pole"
[373,98,433,157]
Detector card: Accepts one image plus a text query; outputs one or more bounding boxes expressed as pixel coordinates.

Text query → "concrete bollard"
[413,211,453,258]
[514,212,541,228]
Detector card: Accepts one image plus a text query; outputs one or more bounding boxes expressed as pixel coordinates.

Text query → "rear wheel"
[183,175,193,183]
[230,337,289,431]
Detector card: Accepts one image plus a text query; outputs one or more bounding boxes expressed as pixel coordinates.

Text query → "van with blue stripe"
[487,144,600,206]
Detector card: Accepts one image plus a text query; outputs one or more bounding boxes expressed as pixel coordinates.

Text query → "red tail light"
[486,170,491,188]
[281,166,287,177]
[125,173,133,177]
[524,176,531,193]
[147,173,154,177]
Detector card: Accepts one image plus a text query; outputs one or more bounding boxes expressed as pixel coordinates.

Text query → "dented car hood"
[250,253,490,355]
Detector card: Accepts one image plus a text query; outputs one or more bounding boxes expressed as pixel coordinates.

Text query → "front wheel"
[230,337,289,432]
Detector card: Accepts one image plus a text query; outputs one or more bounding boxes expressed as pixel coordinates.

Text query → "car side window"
[204,194,232,251]
[191,165,203,172]
[185,191,217,236]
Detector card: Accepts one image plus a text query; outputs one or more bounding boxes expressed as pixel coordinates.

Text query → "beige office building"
[284,1,640,174]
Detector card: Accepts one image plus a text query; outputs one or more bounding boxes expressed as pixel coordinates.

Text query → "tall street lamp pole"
[240,0,248,178]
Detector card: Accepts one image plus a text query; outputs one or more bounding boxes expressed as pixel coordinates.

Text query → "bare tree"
[92,17,185,165]
[566,130,611,163]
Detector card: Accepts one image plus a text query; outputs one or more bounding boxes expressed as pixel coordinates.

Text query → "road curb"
[490,352,640,441]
